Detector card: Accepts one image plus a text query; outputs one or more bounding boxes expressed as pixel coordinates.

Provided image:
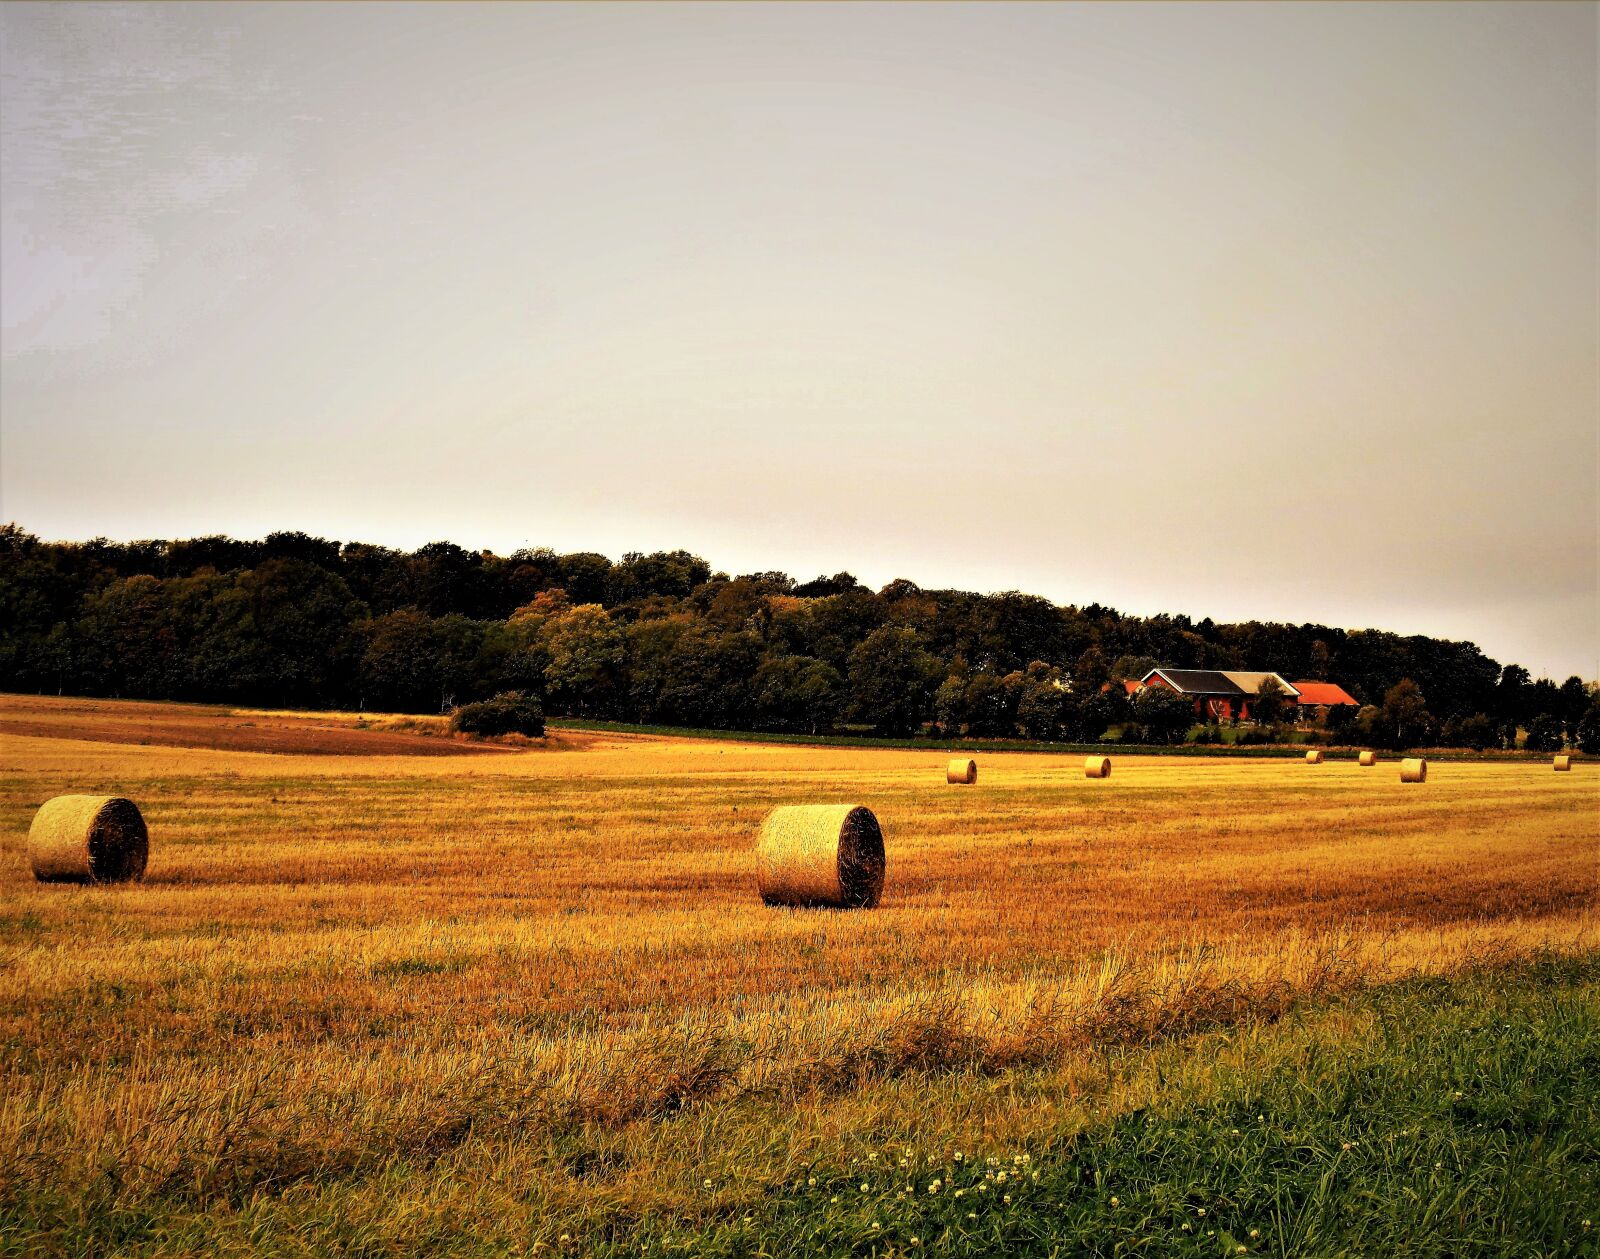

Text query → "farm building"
[1140,668,1300,721]
[1291,681,1359,712]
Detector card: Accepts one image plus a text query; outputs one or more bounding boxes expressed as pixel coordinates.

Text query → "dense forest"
[1,525,1594,750]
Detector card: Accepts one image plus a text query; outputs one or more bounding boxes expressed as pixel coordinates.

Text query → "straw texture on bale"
[946,758,977,785]
[1084,755,1111,779]
[1358,750,1378,766]
[1305,749,1324,764]
[755,804,885,909]
[1400,758,1428,784]
[1554,754,1572,772]
[27,795,148,884]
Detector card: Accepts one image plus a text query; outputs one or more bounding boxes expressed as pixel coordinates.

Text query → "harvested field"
[0,694,528,756]
[0,693,1594,1255]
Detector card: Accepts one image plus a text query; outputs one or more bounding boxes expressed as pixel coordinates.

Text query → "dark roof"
[1145,668,1246,696]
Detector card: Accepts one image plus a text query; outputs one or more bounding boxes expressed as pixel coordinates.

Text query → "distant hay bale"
[27,795,148,884]
[756,804,885,909]
[1400,758,1427,784]
[1554,754,1572,772]
[1305,749,1324,765]
[946,758,977,785]
[1358,750,1378,767]
[1084,755,1111,779]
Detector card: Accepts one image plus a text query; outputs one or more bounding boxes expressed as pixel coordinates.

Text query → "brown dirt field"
[0,694,515,756]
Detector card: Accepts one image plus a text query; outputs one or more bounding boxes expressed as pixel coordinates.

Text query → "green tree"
[1108,654,1158,683]
[1379,679,1433,750]
[241,559,365,706]
[656,628,763,728]
[933,674,968,736]
[1557,676,1589,733]
[620,617,688,721]
[1440,712,1493,751]
[964,671,1021,737]
[1525,714,1564,753]
[538,604,624,716]
[847,626,940,736]
[1017,676,1071,741]
[75,575,176,698]
[1575,702,1600,755]
[359,610,442,712]
[1325,700,1357,740]
[1250,677,1291,726]
[1132,686,1193,745]
[751,654,842,734]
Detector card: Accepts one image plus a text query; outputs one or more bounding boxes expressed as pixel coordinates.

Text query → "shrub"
[451,691,546,737]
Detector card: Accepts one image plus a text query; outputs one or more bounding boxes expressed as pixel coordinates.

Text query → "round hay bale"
[756,804,885,909]
[1554,754,1572,772]
[1305,749,1324,764]
[1358,750,1378,767]
[1400,758,1427,784]
[946,758,977,785]
[28,795,148,884]
[1084,755,1111,779]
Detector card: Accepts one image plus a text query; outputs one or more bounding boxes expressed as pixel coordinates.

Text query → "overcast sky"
[1,2,1595,678]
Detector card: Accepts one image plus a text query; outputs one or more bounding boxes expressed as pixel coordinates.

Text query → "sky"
[1,2,1595,679]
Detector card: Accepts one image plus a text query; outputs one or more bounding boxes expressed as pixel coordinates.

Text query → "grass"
[594,953,1599,1258]
[0,693,1594,1256]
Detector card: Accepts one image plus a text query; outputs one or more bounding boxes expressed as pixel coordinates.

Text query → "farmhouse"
[1140,668,1299,721]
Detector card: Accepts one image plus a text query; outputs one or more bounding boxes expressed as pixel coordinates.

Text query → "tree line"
[1,525,1594,750]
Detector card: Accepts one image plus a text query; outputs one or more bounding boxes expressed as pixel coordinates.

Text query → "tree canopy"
[1,523,1588,747]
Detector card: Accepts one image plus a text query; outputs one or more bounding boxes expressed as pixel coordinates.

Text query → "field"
[1,694,1596,1257]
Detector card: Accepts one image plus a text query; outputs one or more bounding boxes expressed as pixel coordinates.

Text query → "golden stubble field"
[0,693,1595,1242]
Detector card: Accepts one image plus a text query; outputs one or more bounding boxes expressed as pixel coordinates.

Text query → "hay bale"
[1358,750,1378,767]
[946,758,977,785]
[756,804,885,909]
[1084,755,1111,779]
[28,795,148,884]
[1554,754,1572,772]
[1400,758,1427,784]
[1305,749,1324,765]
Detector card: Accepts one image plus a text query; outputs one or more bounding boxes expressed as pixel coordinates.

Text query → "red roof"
[1293,681,1357,706]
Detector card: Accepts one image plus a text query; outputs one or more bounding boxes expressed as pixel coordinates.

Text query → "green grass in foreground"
[597,955,1599,1258]
[5,956,1595,1257]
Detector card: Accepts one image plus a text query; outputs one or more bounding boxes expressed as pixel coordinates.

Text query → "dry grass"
[0,693,1594,1246]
